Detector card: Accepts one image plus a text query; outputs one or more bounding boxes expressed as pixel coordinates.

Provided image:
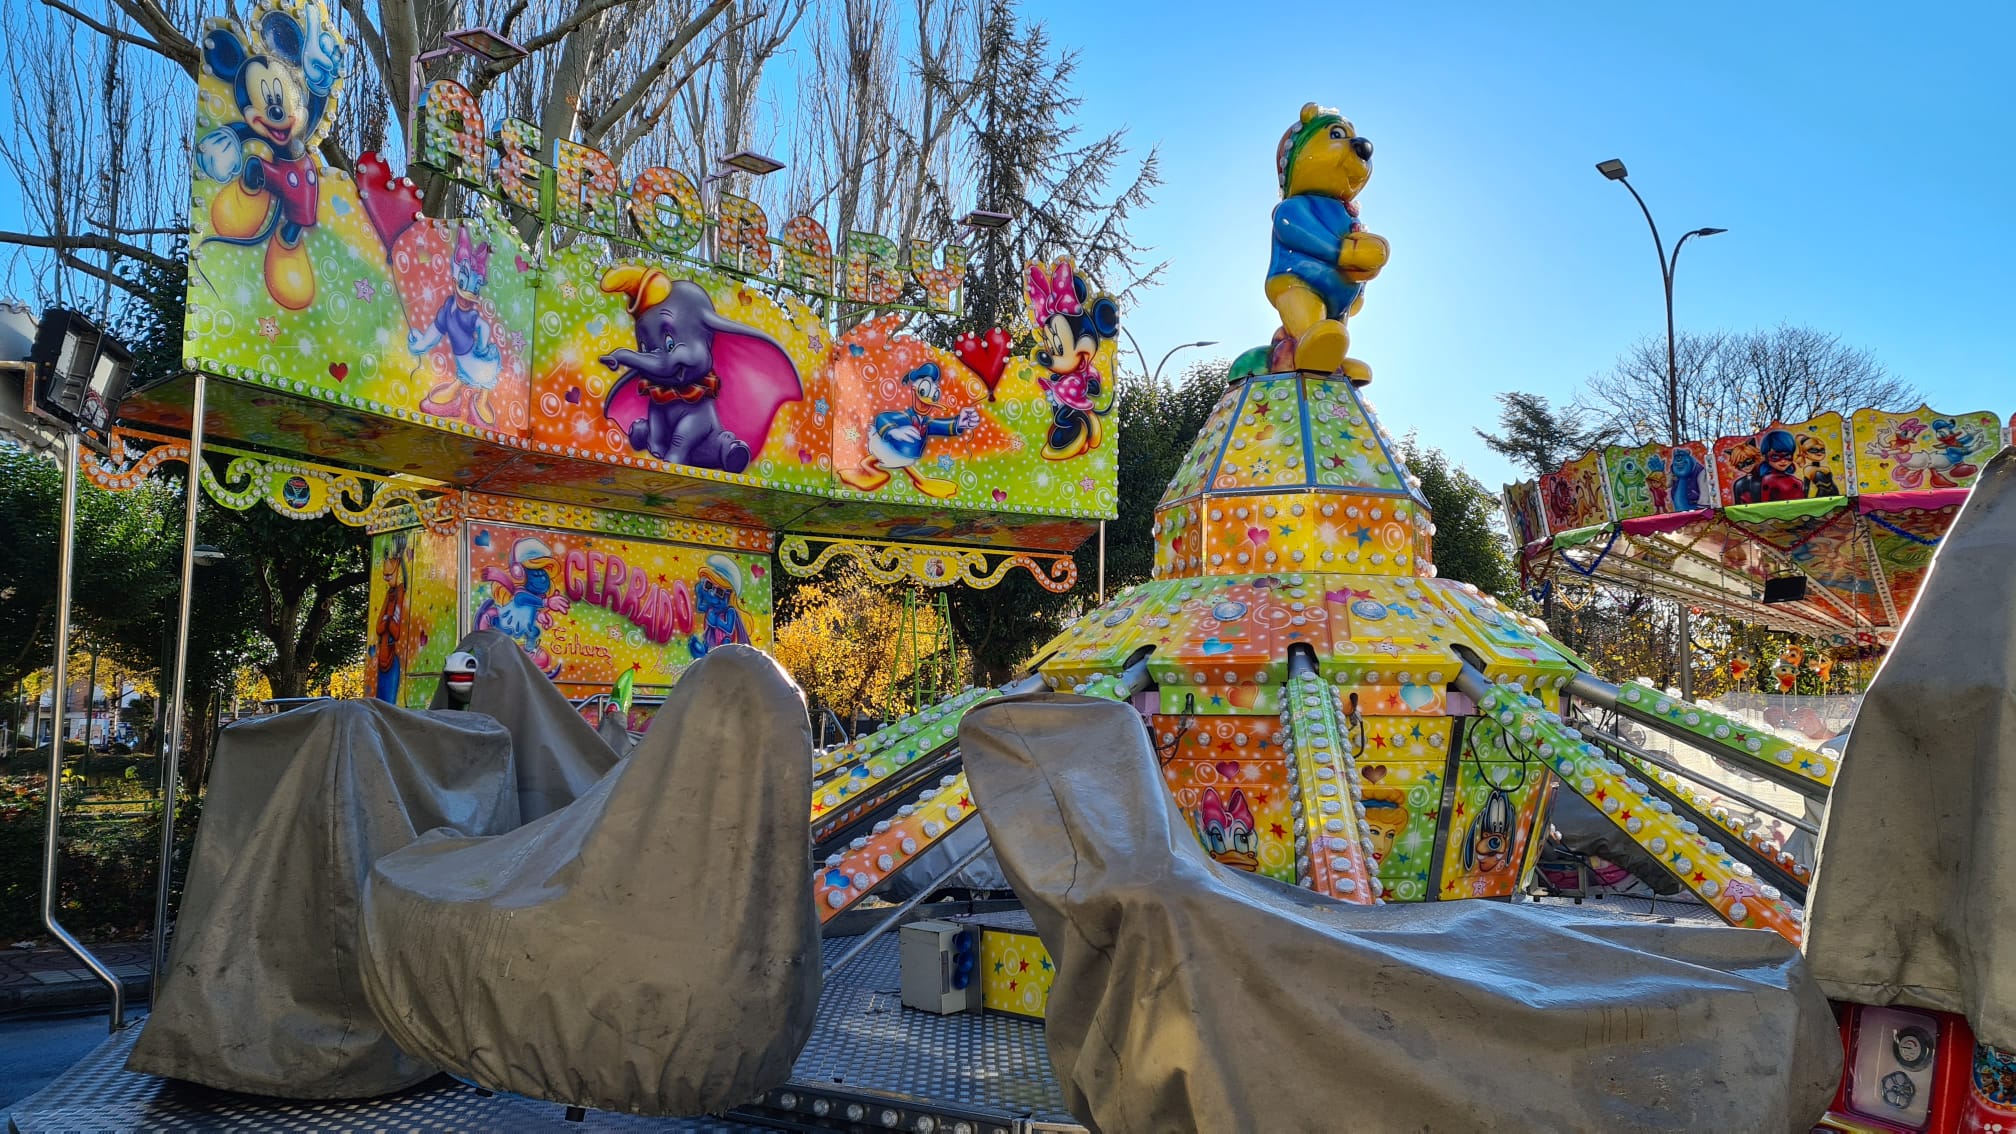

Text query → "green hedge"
[0,775,199,943]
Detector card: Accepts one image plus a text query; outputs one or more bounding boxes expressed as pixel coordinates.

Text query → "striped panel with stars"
[814,672,1136,921]
[816,771,977,921]
[979,925,1056,1020]
[1477,681,1805,944]
[1280,670,1380,902]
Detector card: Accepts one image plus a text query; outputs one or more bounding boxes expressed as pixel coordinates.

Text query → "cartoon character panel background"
[1436,717,1551,899]
[177,1,1118,526]
[367,526,461,707]
[466,521,771,692]
[1156,715,1295,885]
[1850,407,1999,494]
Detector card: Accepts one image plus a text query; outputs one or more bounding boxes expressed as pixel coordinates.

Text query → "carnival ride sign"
[174,0,1118,533]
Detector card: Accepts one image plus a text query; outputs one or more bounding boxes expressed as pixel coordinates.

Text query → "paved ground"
[0,1009,138,1111]
[0,938,151,1017]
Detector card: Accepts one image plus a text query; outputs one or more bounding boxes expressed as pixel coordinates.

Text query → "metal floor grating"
[6,934,1080,1132]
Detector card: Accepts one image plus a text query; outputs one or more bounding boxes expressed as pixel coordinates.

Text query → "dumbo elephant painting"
[598,267,803,472]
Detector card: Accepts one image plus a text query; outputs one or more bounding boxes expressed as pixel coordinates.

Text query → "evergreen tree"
[1475,392,1609,479]
[1398,435,1516,603]
[927,0,1162,684]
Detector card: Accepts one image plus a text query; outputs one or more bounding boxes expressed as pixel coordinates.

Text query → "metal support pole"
[1677,601,1693,701]
[151,372,208,995]
[1096,520,1106,604]
[42,435,126,1031]
[824,834,993,979]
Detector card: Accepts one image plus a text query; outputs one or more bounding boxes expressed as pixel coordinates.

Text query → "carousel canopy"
[1504,406,2012,645]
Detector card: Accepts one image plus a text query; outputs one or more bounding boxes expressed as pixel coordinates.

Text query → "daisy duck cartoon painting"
[1025,257,1120,461]
[407,227,504,426]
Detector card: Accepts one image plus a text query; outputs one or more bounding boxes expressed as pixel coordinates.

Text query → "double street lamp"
[1120,329,1217,388]
[1596,158,1725,702]
[1595,158,1725,446]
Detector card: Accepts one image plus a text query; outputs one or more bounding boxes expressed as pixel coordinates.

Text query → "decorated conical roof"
[1153,372,1433,579]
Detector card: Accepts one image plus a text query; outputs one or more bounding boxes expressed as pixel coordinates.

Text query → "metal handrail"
[1573,716,1819,836]
[41,435,126,1031]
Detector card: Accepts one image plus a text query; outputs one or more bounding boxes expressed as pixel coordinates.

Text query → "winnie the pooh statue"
[1234,103,1390,384]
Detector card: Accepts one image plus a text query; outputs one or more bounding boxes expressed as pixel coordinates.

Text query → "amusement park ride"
[8,4,2016,1129]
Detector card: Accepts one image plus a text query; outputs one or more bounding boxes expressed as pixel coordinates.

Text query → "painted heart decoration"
[1200,637,1234,656]
[1398,684,1435,710]
[1362,764,1389,783]
[352,152,423,258]
[1246,526,1269,544]
[953,327,1012,399]
[1214,761,1242,780]
[328,362,349,381]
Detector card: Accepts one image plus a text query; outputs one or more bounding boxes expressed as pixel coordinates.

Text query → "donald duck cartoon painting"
[840,362,981,498]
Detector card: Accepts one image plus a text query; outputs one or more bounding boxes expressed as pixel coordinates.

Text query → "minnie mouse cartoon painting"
[1025,257,1120,461]
[193,3,343,311]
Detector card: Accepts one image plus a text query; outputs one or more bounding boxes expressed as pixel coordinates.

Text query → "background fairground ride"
[1505,406,2010,650]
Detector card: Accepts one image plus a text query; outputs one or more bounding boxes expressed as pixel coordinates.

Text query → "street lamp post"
[1119,329,1217,388]
[1596,158,1724,702]
[1594,159,1725,445]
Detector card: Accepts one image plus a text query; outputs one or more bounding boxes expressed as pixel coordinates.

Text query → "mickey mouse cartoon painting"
[194,2,343,311]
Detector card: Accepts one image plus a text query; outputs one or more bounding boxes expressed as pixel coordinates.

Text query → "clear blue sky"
[1026,0,2016,491]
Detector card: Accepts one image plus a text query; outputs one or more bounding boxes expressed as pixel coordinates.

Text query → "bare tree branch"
[0,230,178,274]
[580,0,737,147]
[104,0,199,76]
[38,0,160,57]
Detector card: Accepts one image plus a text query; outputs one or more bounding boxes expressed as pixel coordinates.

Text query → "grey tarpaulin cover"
[1807,448,2016,1048]
[961,695,1841,1133]
[359,644,821,1115]
[1550,789,1683,895]
[430,628,620,818]
[127,701,520,1096]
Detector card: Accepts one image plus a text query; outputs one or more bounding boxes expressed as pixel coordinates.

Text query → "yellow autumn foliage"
[772,568,962,724]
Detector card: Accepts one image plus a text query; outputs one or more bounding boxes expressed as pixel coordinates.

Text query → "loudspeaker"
[1762,575,1808,605]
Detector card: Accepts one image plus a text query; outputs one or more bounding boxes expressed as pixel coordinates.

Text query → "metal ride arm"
[1566,671,1836,803]
[810,675,1046,852]
[1456,664,1807,944]
[823,834,995,979]
[813,662,1148,923]
[1574,722,1811,903]
[1280,649,1380,903]
[40,435,127,1031]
